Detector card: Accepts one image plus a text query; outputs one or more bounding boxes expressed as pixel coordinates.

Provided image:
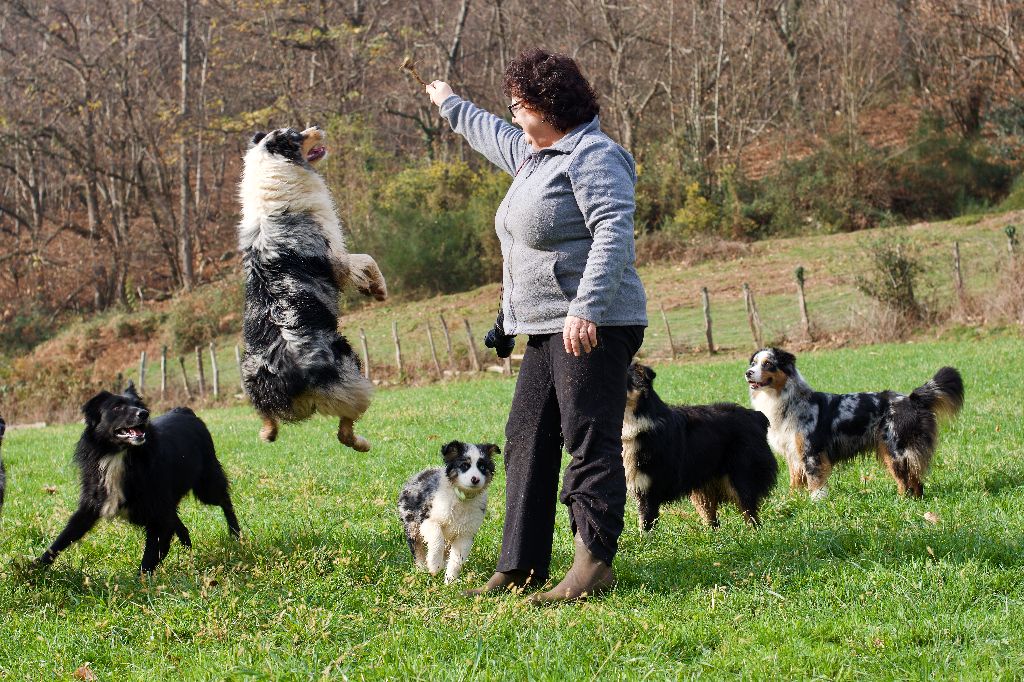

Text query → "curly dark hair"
[502,49,600,133]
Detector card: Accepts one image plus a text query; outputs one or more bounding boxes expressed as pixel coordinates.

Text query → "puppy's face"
[81,383,151,447]
[442,441,499,495]
[746,348,796,394]
[249,126,327,166]
[626,362,657,410]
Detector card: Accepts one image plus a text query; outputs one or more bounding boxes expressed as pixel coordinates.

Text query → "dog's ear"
[773,348,797,375]
[124,380,139,399]
[81,391,113,426]
[482,443,501,458]
[250,131,267,146]
[643,365,656,384]
[441,440,463,463]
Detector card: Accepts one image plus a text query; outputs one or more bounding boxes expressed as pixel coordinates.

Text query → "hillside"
[1,209,1021,424]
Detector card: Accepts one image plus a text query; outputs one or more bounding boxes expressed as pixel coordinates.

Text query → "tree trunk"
[178,0,195,291]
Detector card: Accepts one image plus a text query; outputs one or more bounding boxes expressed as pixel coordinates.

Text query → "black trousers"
[496,325,644,576]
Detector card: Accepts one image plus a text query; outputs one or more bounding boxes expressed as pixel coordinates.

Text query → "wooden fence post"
[359,328,370,380]
[235,345,244,391]
[701,287,715,356]
[953,241,965,306]
[209,342,219,398]
[160,346,167,400]
[503,356,512,376]
[139,351,147,394]
[743,283,764,350]
[795,266,811,340]
[195,346,206,398]
[439,314,454,369]
[659,303,677,359]
[1006,225,1018,260]
[463,318,481,372]
[179,356,193,399]
[392,321,404,378]
[426,323,443,378]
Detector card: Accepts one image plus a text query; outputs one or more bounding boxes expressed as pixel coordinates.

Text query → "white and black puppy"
[746,348,964,499]
[239,126,387,451]
[622,363,778,530]
[397,441,499,583]
[0,414,6,516]
[37,384,240,574]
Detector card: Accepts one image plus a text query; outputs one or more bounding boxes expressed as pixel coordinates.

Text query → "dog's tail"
[910,367,964,422]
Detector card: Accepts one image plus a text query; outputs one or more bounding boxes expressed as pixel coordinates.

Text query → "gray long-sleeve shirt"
[440,95,648,335]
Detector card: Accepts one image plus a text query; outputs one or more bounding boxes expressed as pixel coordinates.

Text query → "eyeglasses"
[507,100,524,116]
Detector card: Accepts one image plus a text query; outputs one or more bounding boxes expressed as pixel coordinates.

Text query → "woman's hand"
[563,315,598,356]
[426,81,454,107]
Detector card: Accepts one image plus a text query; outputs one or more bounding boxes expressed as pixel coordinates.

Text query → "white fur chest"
[238,152,347,260]
[751,389,812,461]
[98,453,127,519]
[429,485,487,540]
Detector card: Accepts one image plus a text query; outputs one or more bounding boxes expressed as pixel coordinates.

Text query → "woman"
[426,49,647,603]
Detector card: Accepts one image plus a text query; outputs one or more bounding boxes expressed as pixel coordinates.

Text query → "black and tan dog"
[38,384,240,574]
[622,363,778,530]
[746,348,963,499]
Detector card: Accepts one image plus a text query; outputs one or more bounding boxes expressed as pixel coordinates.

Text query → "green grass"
[1,338,1022,679]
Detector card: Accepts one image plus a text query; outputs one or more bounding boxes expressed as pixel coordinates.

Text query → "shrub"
[750,137,894,234]
[888,120,1013,218]
[855,234,925,320]
[167,280,244,353]
[356,161,508,297]
[668,182,721,238]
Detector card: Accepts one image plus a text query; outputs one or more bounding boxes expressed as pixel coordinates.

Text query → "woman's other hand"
[563,315,598,356]
[426,81,454,107]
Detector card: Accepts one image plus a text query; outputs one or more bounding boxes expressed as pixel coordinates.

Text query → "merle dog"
[38,384,240,574]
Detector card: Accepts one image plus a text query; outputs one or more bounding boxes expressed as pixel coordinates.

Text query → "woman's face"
[510,98,563,150]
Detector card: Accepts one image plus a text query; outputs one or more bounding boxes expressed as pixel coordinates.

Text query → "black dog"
[38,384,240,574]
[622,363,778,530]
[0,414,6,516]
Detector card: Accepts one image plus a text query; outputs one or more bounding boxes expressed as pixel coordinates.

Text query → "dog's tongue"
[307,145,326,163]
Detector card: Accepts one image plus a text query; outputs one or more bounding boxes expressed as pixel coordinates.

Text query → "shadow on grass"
[620,514,1022,595]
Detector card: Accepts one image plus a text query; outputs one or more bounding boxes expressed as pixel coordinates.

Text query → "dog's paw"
[259,426,278,443]
[348,435,371,453]
[444,571,460,584]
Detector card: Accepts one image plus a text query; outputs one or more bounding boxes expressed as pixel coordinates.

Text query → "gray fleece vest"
[440,95,648,335]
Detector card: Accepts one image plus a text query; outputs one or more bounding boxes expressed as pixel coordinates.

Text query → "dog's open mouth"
[116,426,146,444]
[748,379,770,389]
[306,146,326,163]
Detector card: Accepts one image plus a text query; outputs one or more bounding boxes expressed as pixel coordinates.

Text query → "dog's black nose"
[471,476,480,485]
[138,409,150,421]
[745,369,754,379]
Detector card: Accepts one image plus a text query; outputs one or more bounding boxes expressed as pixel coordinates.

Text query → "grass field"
[0,336,1022,679]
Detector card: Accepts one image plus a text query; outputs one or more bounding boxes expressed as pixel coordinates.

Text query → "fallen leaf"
[43,485,57,495]
[74,664,98,681]
[923,512,940,524]
[926,546,935,558]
